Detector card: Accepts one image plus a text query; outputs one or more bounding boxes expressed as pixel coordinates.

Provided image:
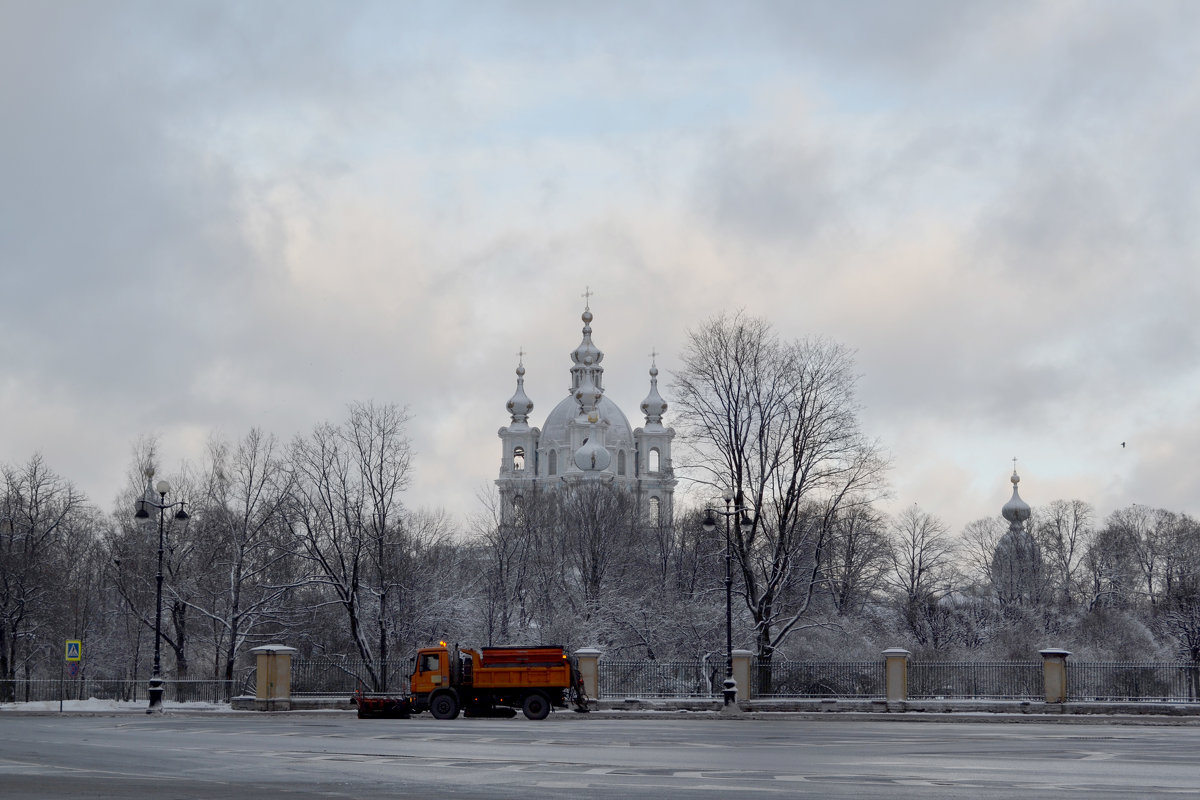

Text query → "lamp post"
[133,469,189,714]
[702,495,753,706]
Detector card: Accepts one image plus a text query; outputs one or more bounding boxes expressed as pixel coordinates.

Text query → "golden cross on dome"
[582,286,593,309]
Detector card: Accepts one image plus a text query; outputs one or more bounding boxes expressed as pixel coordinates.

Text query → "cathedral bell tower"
[497,356,539,516]
[634,354,675,527]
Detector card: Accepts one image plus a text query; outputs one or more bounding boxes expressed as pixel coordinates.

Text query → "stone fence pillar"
[252,645,297,711]
[574,648,601,701]
[731,649,753,702]
[882,648,911,704]
[1040,648,1070,704]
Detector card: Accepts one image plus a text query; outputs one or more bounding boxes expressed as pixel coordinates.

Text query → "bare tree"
[1033,499,1094,606]
[346,401,412,686]
[820,502,891,616]
[1156,515,1200,676]
[282,403,413,691]
[671,312,887,666]
[1111,505,1166,606]
[186,429,296,691]
[285,420,373,672]
[1083,513,1140,610]
[387,508,466,650]
[471,490,532,645]
[0,455,91,699]
[959,517,1005,588]
[886,505,958,648]
[557,481,640,614]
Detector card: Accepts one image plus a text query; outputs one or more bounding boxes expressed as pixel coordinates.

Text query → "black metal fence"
[2,679,241,704]
[1069,662,1200,702]
[290,658,411,697]
[908,660,1043,699]
[597,659,716,698]
[596,658,1200,702]
[753,660,885,698]
[10,658,1200,705]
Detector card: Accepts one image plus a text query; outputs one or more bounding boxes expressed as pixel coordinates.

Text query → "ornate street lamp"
[133,469,189,713]
[702,495,754,706]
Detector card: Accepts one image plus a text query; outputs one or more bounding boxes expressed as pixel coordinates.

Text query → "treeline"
[4,314,1199,702]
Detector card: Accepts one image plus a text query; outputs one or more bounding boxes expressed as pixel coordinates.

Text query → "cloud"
[2,0,1199,536]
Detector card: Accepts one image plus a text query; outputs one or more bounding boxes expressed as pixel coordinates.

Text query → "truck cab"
[410,645,457,695]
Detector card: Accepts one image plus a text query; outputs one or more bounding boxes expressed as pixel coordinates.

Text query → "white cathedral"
[496,303,676,526]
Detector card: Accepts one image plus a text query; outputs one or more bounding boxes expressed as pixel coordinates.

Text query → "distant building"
[991,468,1044,605]
[496,302,676,525]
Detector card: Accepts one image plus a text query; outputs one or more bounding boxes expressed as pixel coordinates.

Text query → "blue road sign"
[65,640,82,661]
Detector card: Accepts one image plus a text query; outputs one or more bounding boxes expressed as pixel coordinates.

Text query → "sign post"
[62,640,82,712]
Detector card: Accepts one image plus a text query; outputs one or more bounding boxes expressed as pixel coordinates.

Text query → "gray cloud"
[3,0,1199,533]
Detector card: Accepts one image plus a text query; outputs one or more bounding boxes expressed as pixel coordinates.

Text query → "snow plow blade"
[353,693,413,719]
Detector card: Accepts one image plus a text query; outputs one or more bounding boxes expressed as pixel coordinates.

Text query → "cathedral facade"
[496,304,676,525]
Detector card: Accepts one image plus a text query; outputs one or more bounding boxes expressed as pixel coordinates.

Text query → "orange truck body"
[356,643,588,720]
[466,646,575,690]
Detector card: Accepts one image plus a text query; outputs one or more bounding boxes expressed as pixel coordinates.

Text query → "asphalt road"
[1,711,1198,798]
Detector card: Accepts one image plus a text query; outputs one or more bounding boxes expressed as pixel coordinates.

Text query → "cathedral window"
[513,446,525,471]
[649,496,661,526]
[648,447,660,473]
[548,449,557,475]
[617,450,626,476]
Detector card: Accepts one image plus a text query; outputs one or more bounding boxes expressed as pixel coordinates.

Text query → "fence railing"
[598,659,716,698]
[10,657,1200,706]
[753,660,885,698]
[290,658,411,696]
[1069,662,1200,702]
[595,658,1200,702]
[908,661,1042,700]
[2,679,241,704]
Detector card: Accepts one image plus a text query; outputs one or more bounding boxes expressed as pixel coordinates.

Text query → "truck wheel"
[429,692,460,720]
[522,693,550,721]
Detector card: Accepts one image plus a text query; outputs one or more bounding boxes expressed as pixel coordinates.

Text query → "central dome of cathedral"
[540,393,636,453]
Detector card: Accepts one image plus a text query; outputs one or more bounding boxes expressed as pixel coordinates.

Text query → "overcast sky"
[3,0,1198,534]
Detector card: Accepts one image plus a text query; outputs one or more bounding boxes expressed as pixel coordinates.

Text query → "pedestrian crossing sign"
[65,640,82,662]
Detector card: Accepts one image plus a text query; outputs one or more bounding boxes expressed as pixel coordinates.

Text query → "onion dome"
[640,357,667,425]
[568,305,606,396]
[574,430,611,472]
[505,361,533,424]
[993,466,1042,603]
[570,309,604,369]
[1001,470,1032,526]
[574,370,602,417]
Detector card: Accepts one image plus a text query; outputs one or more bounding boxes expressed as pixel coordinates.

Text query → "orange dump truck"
[354,643,588,720]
